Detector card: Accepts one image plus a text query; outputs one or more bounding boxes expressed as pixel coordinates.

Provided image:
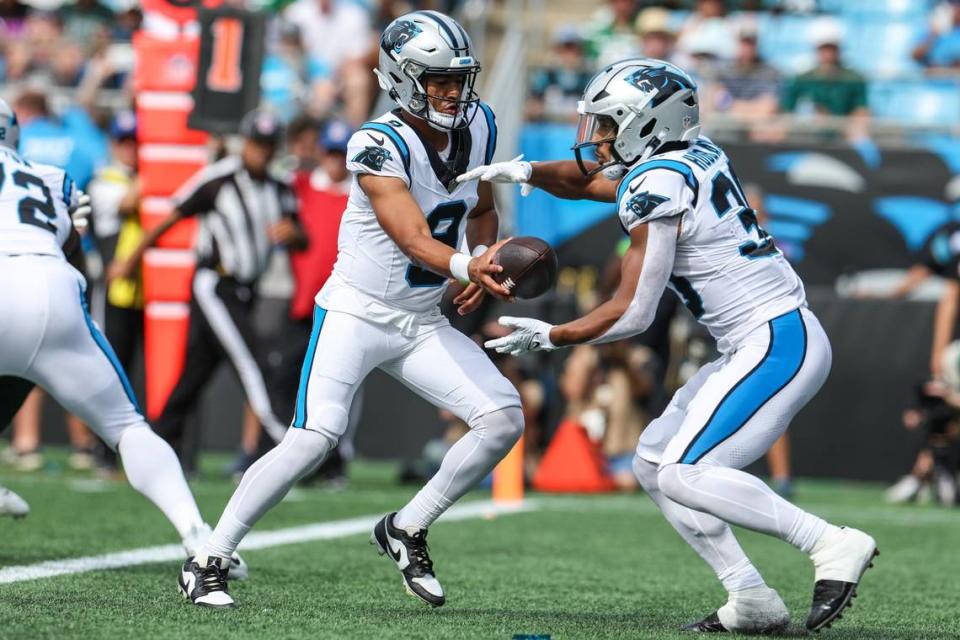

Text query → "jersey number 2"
[406,201,468,287]
[0,166,57,233]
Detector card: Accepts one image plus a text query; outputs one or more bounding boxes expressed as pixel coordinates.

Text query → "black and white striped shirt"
[174,156,299,283]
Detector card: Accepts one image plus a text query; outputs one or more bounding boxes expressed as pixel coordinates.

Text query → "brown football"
[492,236,559,299]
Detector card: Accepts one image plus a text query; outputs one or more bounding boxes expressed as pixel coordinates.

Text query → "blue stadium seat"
[756,14,818,75]
[843,16,926,77]
[836,0,933,18]
[869,79,960,126]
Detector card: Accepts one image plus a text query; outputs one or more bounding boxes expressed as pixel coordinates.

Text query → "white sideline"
[0,499,536,585]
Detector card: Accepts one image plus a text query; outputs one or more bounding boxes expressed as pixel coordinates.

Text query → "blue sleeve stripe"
[360,123,411,180]
[616,159,700,208]
[478,102,497,164]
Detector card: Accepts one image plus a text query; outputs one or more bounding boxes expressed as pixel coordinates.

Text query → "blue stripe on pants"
[293,305,327,429]
[679,309,807,464]
[78,284,141,413]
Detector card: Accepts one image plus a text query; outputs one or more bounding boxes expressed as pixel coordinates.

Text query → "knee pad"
[657,463,690,502]
[472,406,524,452]
[301,401,349,444]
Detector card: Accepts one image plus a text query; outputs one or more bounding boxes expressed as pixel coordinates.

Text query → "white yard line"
[0,499,537,585]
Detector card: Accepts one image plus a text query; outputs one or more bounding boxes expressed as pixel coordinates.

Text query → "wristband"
[449,252,471,284]
[471,244,489,258]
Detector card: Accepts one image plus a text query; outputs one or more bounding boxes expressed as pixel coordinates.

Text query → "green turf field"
[0,452,958,640]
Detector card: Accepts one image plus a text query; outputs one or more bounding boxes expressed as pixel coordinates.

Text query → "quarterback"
[459,59,877,634]
[181,11,523,608]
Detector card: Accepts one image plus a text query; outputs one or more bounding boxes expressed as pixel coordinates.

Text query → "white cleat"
[182,523,248,581]
[806,526,878,632]
[179,556,236,608]
[0,485,29,519]
[371,512,445,607]
[714,586,789,634]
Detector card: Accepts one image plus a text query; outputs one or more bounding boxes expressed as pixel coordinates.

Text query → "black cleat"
[371,512,445,607]
[683,612,728,632]
[179,556,236,608]
[806,549,879,632]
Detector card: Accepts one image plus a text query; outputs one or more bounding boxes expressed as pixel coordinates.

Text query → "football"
[492,236,559,299]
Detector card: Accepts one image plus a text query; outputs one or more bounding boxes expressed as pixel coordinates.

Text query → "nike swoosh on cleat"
[367,133,385,145]
[387,538,402,562]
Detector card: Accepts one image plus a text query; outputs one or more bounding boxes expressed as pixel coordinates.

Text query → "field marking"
[0,499,537,585]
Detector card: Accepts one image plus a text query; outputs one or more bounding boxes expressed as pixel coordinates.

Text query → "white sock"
[658,463,828,554]
[117,426,205,540]
[200,428,334,560]
[633,456,765,593]
[395,407,523,530]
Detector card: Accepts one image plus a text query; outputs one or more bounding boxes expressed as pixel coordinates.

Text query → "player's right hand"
[468,238,515,302]
[456,155,534,196]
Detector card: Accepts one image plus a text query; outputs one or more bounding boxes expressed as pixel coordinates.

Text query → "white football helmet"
[0,98,20,151]
[573,58,700,177]
[375,11,481,131]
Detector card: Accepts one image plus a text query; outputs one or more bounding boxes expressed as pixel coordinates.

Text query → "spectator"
[50,40,86,88]
[636,7,677,63]
[781,21,868,119]
[58,0,113,44]
[14,90,99,189]
[526,26,592,123]
[0,0,29,38]
[913,0,960,71]
[261,22,331,124]
[1,40,34,82]
[715,28,781,119]
[676,0,736,65]
[282,0,373,125]
[284,114,322,175]
[583,0,642,67]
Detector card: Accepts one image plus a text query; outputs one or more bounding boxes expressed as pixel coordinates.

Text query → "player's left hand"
[484,316,556,356]
[70,191,92,233]
[469,238,515,302]
[452,281,486,315]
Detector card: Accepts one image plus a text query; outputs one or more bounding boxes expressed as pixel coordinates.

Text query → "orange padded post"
[493,435,524,504]
[143,302,190,420]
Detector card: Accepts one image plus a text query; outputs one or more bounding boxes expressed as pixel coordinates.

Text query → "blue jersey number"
[405,200,468,287]
[670,275,704,319]
[711,169,777,259]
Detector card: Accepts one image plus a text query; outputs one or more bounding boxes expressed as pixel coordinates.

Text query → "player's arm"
[456,156,617,202]
[267,185,308,251]
[106,208,183,283]
[359,174,512,300]
[931,279,959,377]
[454,181,500,314]
[484,218,677,355]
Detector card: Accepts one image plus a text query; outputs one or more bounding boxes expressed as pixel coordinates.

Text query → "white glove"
[70,192,92,233]
[456,154,535,196]
[483,316,556,356]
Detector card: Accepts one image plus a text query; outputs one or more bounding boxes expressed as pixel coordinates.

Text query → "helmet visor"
[572,113,619,176]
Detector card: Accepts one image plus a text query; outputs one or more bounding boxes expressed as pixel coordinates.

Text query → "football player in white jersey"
[0,98,246,575]
[459,59,877,634]
[182,11,523,608]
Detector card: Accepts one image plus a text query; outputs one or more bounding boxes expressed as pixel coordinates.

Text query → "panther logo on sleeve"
[626,192,669,220]
[381,20,422,55]
[352,146,393,171]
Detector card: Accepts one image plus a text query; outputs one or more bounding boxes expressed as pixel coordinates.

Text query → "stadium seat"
[870,79,960,126]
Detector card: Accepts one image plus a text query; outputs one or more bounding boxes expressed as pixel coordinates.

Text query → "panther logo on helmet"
[352,146,392,171]
[381,20,422,55]
[623,66,696,108]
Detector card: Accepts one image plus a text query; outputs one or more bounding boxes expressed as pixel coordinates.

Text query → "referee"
[109,110,306,453]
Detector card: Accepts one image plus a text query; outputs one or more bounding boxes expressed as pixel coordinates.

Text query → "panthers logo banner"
[352,146,392,171]
[381,20,422,56]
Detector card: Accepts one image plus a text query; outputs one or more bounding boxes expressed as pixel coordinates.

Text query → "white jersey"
[616,137,806,353]
[0,148,75,259]
[318,104,497,324]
